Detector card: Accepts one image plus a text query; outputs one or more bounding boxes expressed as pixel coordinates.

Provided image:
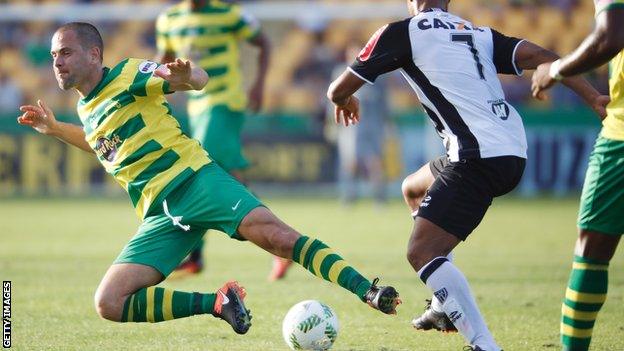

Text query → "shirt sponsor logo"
[417,18,484,32]
[95,135,122,162]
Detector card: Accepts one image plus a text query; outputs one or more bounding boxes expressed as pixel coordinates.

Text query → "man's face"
[50,30,93,90]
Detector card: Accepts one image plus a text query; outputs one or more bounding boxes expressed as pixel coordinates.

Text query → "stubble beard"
[57,75,76,91]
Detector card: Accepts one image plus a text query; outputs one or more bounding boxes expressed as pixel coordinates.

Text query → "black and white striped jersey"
[350,8,527,161]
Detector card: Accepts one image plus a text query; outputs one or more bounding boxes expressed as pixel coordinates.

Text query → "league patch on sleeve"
[139,60,158,74]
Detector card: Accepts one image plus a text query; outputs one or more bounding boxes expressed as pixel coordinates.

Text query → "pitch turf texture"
[1,197,622,351]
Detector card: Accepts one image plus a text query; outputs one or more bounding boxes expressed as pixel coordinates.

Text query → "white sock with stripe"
[419,257,501,351]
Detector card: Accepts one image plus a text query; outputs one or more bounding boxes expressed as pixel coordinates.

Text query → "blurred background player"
[531,2,624,351]
[330,42,390,206]
[328,0,608,349]
[155,0,290,280]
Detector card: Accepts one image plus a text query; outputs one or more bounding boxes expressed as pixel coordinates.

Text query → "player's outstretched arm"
[531,9,624,98]
[18,100,94,153]
[514,41,609,119]
[154,58,208,92]
[327,70,366,126]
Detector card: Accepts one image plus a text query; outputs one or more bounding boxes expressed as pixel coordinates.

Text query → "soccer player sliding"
[17,22,400,336]
[327,0,608,349]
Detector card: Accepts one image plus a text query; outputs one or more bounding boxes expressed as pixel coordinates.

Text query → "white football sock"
[430,252,453,313]
[419,257,501,351]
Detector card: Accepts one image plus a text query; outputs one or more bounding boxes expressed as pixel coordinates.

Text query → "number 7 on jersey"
[450,33,486,80]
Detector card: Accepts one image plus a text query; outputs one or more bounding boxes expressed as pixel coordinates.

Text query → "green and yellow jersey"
[595,0,624,140]
[77,58,210,218]
[156,0,260,116]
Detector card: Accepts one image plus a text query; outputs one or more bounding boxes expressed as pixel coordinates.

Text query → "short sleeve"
[491,29,524,76]
[130,60,172,96]
[155,14,173,54]
[349,19,411,84]
[233,7,261,41]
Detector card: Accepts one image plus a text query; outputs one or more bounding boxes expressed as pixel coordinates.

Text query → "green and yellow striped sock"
[560,255,609,351]
[121,287,216,322]
[292,236,372,301]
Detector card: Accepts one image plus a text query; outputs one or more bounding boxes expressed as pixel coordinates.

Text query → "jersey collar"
[421,8,447,13]
[80,67,110,104]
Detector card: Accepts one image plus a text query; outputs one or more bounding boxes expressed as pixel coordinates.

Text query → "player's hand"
[248,82,264,113]
[531,62,557,100]
[591,94,610,120]
[154,58,194,90]
[334,96,360,127]
[17,100,59,136]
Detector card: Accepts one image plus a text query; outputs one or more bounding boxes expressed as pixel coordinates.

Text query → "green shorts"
[114,163,263,276]
[190,104,250,172]
[577,135,624,236]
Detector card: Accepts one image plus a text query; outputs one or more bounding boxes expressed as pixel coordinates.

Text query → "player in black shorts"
[327,0,608,350]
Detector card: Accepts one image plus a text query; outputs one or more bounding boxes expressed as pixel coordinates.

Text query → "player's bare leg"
[402,163,457,332]
[575,229,620,261]
[227,169,293,282]
[237,206,400,314]
[407,217,501,351]
[560,229,620,350]
[94,263,251,333]
[95,263,163,321]
[401,163,435,213]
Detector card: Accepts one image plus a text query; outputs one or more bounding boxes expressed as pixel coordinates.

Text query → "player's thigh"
[578,136,624,236]
[415,156,524,240]
[114,215,206,278]
[415,160,493,241]
[173,163,264,240]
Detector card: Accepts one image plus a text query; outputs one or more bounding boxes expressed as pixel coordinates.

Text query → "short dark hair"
[57,22,104,62]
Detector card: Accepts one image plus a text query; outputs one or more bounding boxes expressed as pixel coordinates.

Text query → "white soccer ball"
[282,300,339,351]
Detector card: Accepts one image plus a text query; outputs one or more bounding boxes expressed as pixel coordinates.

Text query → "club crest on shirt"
[489,99,510,120]
[95,134,122,162]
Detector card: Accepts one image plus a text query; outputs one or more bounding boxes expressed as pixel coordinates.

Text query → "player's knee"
[406,245,427,271]
[94,290,124,322]
[401,177,413,199]
[401,176,425,203]
[575,229,620,262]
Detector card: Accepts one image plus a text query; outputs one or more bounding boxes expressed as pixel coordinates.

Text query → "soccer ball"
[282,300,339,351]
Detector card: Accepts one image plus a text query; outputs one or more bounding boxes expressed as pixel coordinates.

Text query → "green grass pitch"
[1,197,622,350]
